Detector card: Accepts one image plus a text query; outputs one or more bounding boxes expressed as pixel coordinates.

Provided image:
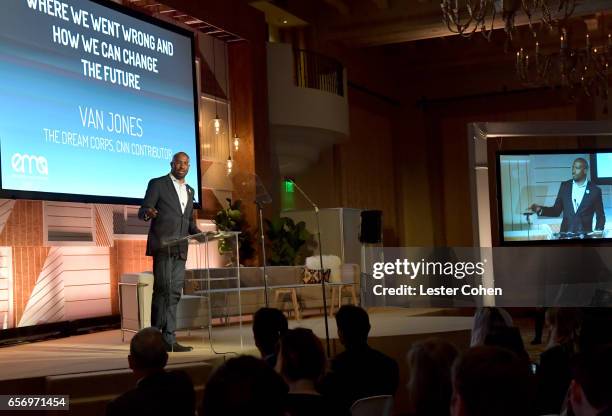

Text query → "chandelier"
[440,0,578,40]
[440,1,611,109]
[515,28,612,111]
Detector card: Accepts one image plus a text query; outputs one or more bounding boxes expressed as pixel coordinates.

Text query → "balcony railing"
[293,49,344,97]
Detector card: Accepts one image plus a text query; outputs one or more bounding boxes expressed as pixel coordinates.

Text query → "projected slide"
[595,153,612,179]
[498,152,611,243]
[0,0,199,203]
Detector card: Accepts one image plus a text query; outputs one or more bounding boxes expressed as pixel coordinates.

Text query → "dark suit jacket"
[540,180,605,233]
[319,345,399,413]
[106,370,195,416]
[138,175,200,258]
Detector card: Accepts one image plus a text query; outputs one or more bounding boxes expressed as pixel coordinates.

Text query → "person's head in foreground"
[335,304,371,349]
[277,327,326,390]
[546,307,581,348]
[201,355,288,416]
[470,307,513,346]
[451,346,533,416]
[483,326,530,366]
[128,327,168,378]
[252,307,288,366]
[569,344,612,416]
[406,338,458,416]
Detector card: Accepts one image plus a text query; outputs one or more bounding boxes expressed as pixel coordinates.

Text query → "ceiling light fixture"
[440,0,578,41]
[207,37,226,144]
[516,26,611,112]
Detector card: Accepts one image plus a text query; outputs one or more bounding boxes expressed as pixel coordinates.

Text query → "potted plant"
[213,198,254,264]
[264,217,316,266]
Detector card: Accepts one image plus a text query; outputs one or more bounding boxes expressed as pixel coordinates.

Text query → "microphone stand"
[523,211,533,241]
[287,179,331,357]
[256,200,270,306]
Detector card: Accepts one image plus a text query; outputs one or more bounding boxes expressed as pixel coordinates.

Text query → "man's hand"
[194,233,207,243]
[144,208,158,221]
[529,203,542,214]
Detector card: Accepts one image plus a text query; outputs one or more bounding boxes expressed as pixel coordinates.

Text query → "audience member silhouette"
[578,308,612,353]
[252,307,289,368]
[483,326,531,368]
[319,305,399,413]
[470,307,513,346]
[536,307,581,415]
[568,344,612,416]
[276,327,338,416]
[406,338,458,416]
[106,327,195,416]
[531,307,546,345]
[201,355,288,416]
[451,346,534,416]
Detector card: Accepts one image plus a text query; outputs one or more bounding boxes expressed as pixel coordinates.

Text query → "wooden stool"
[274,288,300,320]
[329,285,358,316]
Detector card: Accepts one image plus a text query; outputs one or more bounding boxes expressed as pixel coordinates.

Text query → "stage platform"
[0,308,474,415]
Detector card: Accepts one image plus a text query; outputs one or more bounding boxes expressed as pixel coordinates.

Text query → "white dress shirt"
[571,179,588,213]
[169,173,188,214]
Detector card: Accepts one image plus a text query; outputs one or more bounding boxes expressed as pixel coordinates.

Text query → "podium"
[163,230,243,353]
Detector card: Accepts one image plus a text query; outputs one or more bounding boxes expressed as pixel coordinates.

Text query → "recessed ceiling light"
[282,19,288,24]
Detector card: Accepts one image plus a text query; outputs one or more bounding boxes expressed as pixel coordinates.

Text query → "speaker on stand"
[359,210,384,307]
[360,210,383,244]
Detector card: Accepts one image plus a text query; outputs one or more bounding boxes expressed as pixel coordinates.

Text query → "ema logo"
[11,153,49,176]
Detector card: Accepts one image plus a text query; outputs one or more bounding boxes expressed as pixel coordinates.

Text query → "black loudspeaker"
[360,210,382,244]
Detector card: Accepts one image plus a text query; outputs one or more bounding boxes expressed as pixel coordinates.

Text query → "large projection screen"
[0,0,201,205]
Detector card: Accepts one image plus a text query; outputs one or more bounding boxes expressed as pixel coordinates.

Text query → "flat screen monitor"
[497,150,612,244]
[0,0,200,205]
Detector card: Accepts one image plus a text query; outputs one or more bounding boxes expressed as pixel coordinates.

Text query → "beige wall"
[285,82,400,245]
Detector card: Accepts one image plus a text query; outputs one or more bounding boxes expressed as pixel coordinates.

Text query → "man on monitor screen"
[138,152,201,352]
[529,157,605,235]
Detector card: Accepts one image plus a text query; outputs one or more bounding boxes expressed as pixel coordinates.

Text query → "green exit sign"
[284,180,294,193]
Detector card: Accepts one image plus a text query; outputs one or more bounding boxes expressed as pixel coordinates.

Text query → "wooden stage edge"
[0,308,474,400]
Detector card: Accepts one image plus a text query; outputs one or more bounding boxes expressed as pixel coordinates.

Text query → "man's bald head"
[172,152,189,162]
[129,327,168,371]
[170,152,190,180]
[572,158,589,183]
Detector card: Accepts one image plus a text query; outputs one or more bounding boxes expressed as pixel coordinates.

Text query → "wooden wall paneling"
[18,247,111,326]
[94,204,114,247]
[0,200,43,247]
[338,103,399,244]
[0,247,13,329]
[44,202,94,244]
[426,90,578,246]
[0,200,16,237]
[392,107,435,246]
[13,247,51,326]
[110,239,152,315]
[228,41,258,242]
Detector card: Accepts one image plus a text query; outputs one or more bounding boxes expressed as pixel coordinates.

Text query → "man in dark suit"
[319,305,399,412]
[530,158,605,234]
[106,327,195,416]
[139,152,201,352]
